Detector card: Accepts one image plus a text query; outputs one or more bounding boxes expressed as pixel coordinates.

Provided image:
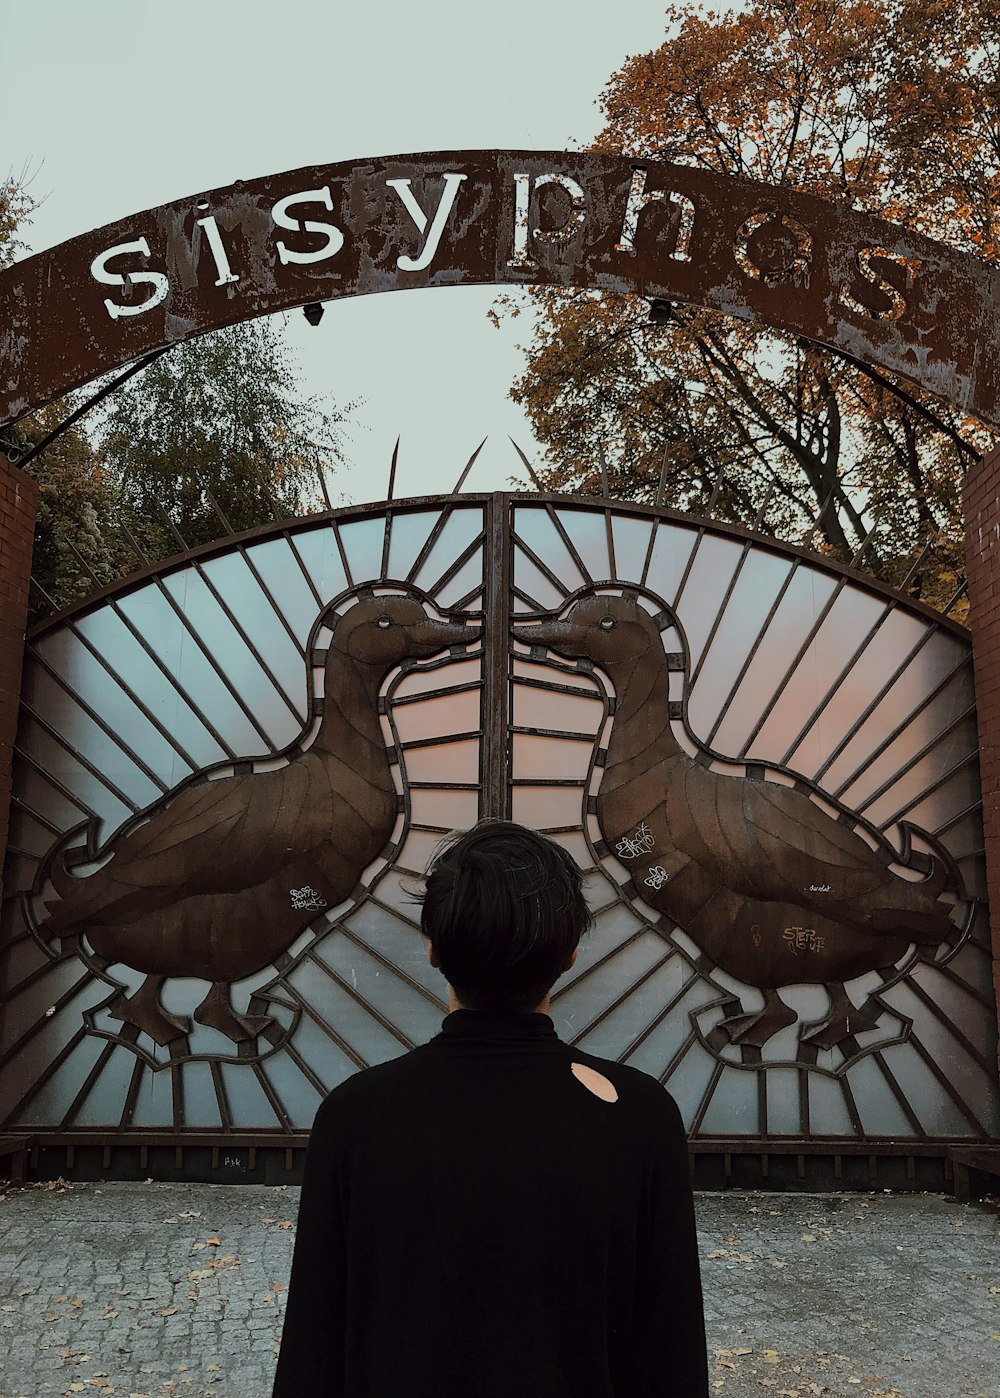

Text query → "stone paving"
[0,1180,997,1398]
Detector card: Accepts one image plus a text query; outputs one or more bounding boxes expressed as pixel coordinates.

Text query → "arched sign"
[2,150,999,427]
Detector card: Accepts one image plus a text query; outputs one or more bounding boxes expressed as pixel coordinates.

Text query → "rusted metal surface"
[2,151,999,428]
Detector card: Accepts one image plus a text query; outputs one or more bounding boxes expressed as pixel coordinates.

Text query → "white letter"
[386,172,468,273]
[196,215,240,286]
[617,169,695,260]
[839,247,921,322]
[733,212,812,288]
[272,186,344,266]
[508,171,533,268]
[506,173,587,269]
[90,238,169,321]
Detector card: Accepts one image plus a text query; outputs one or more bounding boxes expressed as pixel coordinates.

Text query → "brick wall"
[0,457,37,906]
[962,446,1000,1074]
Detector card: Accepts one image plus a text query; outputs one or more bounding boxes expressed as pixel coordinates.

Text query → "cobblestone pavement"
[0,1181,997,1398]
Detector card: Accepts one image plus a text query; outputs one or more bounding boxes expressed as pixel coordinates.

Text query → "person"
[272,820,708,1397]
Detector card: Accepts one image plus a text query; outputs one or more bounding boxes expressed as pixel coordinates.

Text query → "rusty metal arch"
[2,150,999,428]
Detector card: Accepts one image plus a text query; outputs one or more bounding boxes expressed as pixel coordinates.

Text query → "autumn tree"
[97,318,349,558]
[506,0,997,612]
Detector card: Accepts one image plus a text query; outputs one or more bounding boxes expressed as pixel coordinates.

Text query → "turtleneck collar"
[439,1008,559,1041]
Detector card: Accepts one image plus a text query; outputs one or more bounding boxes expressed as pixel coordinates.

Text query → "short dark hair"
[420,820,592,1013]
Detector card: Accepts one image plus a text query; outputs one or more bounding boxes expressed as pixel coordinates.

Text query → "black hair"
[420,820,592,1013]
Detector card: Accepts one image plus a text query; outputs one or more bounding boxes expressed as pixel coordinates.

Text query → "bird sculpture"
[514,588,960,1051]
[39,591,479,1047]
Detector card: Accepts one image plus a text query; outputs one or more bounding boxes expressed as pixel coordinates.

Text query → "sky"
[2,0,677,505]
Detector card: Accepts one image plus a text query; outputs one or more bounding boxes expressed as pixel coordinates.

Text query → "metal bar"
[60,1041,118,1128]
[481,494,511,820]
[0,1027,89,1128]
[689,1060,725,1136]
[17,705,143,811]
[450,437,488,495]
[737,571,851,759]
[210,1061,233,1133]
[688,538,753,691]
[905,1035,990,1137]
[778,597,897,767]
[854,704,977,814]
[705,558,799,748]
[424,530,485,600]
[877,749,980,827]
[815,628,950,785]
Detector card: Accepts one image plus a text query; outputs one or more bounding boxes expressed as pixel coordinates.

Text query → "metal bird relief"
[514,586,970,1066]
[30,588,479,1065]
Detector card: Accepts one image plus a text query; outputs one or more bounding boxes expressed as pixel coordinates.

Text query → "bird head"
[512,590,661,670]
[335,594,480,668]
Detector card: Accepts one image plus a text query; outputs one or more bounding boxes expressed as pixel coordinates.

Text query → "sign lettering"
[3,150,985,431]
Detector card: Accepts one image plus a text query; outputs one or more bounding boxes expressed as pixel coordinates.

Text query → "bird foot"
[802,995,881,1052]
[108,985,189,1047]
[193,985,272,1044]
[713,993,798,1049]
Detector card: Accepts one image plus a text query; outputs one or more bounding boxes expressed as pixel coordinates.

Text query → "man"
[272,820,708,1396]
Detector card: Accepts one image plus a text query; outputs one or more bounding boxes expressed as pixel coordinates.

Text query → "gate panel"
[0,500,486,1132]
[508,499,999,1143]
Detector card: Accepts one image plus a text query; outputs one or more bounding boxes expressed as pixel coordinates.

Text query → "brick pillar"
[0,457,37,905]
[963,446,1000,1075]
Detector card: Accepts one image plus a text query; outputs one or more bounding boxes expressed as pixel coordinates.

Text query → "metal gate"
[1,493,997,1184]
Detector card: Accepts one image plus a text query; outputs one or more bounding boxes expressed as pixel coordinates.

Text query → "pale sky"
[2,0,675,505]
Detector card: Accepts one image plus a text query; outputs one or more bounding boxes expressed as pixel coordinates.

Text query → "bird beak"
[511,619,577,656]
[409,618,481,654]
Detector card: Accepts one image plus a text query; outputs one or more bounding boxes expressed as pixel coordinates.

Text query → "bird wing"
[47,759,329,931]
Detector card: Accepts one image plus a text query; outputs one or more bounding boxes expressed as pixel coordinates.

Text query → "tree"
[98,318,350,558]
[506,0,998,615]
[0,169,33,270]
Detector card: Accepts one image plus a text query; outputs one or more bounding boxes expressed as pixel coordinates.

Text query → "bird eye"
[377,616,392,629]
[600,616,615,630]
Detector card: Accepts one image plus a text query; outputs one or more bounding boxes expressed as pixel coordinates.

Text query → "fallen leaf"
[154,1307,177,1317]
[205,1237,221,1247]
[772,1261,787,1268]
[762,1349,780,1364]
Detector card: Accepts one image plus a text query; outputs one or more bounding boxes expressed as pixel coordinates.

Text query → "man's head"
[421,820,591,1013]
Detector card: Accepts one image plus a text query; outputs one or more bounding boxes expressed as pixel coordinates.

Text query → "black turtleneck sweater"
[272,1010,708,1397]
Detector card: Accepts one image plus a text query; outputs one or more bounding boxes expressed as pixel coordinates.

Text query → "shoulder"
[310,1045,434,1130]
[564,1045,686,1129]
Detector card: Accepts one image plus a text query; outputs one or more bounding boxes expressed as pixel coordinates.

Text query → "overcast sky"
[3,0,675,504]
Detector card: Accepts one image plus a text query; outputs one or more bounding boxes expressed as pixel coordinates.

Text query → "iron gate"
[1,493,997,1184]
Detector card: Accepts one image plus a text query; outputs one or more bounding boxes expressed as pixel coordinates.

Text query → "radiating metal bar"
[507,437,545,491]
[737,572,851,759]
[29,632,201,776]
[321,515,351,589]
[854,703,977,814]
[657,1027,698,1085]
[688,537,754,691]
[400,730,483,752]
[280,981,369,1071]
[597,442,610,498]
[904,975,997,1076]
[60,1041,118,1127]
[252,1061,294,1134]
[878,749,980,827]
[689,1060,725,1136]
[905,1034,990,1137]
[305,948,414,1049]
[387,437,400,503]
[119,1055,145,1130]
[0,1026,89,1128]
[604,507,618,580]
[18,703,143,810]
[705,557,800,748]
[424,530,485,599]
[872,1050,926,1136]
[838,1070,865,1136]
[450,437,488,494]
[337,921,449,1011]
[816,629,954,786]
[406,502,458,585]
[779,598,897,767]
[210,1060,233,1132]
[511,533,572,601]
